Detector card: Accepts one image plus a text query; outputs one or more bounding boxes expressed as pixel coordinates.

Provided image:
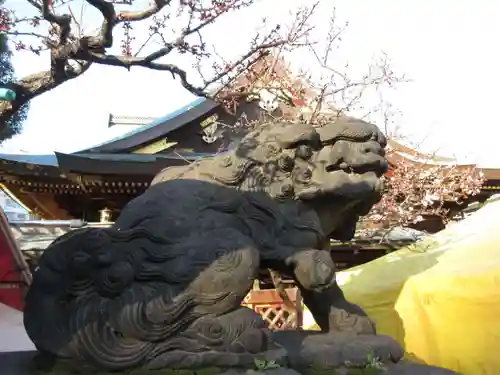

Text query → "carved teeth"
[339,162,349,171]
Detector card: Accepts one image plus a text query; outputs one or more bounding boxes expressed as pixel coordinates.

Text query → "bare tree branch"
[117,0,169,22]
[0,61,91,126]
[1,0,319,130]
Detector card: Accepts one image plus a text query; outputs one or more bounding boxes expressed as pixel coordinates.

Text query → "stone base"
[0,353,460,375]
[222,364,460,375]
[1,331,461,375]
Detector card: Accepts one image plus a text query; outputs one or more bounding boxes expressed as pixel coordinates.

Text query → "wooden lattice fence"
[242,288,303,331]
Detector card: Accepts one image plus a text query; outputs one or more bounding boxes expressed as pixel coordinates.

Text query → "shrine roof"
[0,151,215,176]
[0,154,58,166]
[77,97,218,154]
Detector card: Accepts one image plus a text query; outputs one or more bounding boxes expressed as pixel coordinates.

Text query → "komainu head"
[230,116,387,199]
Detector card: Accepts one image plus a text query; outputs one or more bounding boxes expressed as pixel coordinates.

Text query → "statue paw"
[329,309,377,335]
[337,334,405,367]
[272,330,404,369]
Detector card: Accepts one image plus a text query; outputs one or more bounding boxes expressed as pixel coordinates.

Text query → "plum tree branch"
[0,1,176,130]
[84,0,116,48]
[117,0,169,22]
[1,0,316,131]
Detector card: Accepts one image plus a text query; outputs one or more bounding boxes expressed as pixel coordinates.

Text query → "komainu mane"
[23,118,457,374]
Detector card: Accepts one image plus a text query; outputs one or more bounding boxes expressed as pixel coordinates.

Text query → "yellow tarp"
[331,198,500,375]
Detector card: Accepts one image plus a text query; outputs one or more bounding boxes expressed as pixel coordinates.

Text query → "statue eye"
[295,144,313,160]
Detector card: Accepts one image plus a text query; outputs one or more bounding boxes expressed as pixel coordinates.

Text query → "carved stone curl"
[23,117,457,374]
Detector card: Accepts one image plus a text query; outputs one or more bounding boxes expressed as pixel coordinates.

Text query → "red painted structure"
[0,208,30,311]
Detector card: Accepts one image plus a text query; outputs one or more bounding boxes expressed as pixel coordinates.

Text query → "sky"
[2,0,500,167]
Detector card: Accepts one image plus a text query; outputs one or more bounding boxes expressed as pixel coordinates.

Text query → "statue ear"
[315,116,377,144]
[271,122,320,149]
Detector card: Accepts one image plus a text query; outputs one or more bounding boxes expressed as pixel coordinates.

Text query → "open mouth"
[331,169,382,190]
[296,165,385,201]
[325,158,388,177]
